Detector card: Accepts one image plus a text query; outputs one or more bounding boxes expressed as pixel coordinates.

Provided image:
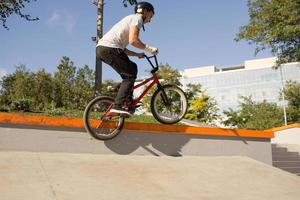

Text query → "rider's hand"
[144,45,159,56]
[137,53,145,59]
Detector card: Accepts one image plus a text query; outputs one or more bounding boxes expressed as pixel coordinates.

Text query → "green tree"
[10,65,35,100]
[53,56,76,109]
[184,83,220,124]
[32,69,54,110]
[0,65,35,111]
[0,57,98,112]
[101,79,119,98]
[0,70,15,106]
[0,0,39,30]
[283,80,300,123]
[235,0,300,66]
[223,96,283,130]
[157,63,182,86]
[0,66,54,111]
[73,65,95,110]
[185,83,202,100]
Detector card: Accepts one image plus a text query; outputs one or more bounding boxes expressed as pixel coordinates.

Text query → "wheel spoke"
[83,97,124,140]
[151,86,187,124]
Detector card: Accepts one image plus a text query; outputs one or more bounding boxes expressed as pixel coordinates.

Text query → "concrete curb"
[0,112,273,139]
[268,124,300,132]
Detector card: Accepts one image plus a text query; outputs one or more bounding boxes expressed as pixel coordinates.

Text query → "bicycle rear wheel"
[151,85,188,124]
[83,96,125,140]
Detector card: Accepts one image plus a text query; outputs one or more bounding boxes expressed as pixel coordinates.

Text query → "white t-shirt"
[97,14,143,50]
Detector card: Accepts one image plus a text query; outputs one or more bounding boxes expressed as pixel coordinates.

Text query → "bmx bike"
[83,55,188,140]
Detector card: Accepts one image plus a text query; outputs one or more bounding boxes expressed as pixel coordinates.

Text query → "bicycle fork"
[157,84,171,106]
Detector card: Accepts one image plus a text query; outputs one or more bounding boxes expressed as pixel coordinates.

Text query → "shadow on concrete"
[103,130,268,156]
[104,131,190,156]
[232,129,249,144]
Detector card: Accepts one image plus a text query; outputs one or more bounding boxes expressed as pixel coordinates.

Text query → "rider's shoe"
[110,107,133,117]
[127,102,142,115]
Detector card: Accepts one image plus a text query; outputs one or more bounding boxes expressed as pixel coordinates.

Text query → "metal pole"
[95,0,104,95]
[280,65,288,126]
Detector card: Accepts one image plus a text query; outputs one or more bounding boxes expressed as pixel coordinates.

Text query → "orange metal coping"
[268,124,300,132]
[0,113,274,138]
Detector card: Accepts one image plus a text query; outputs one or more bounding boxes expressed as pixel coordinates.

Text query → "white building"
[181,57,300,113]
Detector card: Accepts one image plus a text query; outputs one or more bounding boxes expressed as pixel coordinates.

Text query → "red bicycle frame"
[107,55,165,114]
[131,73,160,107]
[104,76,160,118]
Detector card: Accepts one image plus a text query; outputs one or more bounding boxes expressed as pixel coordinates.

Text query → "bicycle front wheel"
[151,85,188,124]
[83,96,125,140]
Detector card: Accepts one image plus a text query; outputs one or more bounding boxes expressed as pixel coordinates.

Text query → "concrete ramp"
[1,151,300,200]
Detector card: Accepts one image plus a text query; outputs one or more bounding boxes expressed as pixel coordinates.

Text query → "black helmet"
[135,2,155,14]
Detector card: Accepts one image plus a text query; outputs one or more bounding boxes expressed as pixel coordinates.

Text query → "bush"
[184,113,197,121]
[45,102,65,116]
[46,108,65,116]
[10,98,33,112]
[0,105,10,112]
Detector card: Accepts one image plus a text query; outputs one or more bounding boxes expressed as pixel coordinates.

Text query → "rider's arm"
[129,25,158,55]
[124,48,144,58]
[128,25,146,49]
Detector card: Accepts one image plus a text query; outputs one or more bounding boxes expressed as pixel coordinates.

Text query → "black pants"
[97,46,137,108]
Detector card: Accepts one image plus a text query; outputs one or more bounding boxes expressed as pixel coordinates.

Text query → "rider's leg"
[113,61,137,112]
[113,78,134,108]
[97,46,137,115]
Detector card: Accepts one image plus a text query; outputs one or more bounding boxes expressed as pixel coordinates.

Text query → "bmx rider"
[96,1,158,116]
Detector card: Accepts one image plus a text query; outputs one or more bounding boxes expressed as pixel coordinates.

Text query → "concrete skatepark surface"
[1,151,300,200]
[0,117,299,199]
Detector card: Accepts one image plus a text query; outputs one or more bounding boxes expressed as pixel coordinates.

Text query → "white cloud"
[65,14,76,33]
[47,10,76,33]
[48,11,61,24]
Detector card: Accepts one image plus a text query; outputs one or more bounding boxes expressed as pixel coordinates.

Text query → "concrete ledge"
[0,112,84,128]
[269,124,300,132]
[0,113,273,139]
[0,112,274,165]
[0,126,273,165]
[271,124,300,145]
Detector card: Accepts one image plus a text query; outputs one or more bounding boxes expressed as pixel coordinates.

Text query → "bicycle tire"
[83,96,125,140]
[151,85,188,124]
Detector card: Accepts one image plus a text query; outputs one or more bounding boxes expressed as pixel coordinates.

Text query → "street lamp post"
[280,65,288,126]
[93,0,104,95]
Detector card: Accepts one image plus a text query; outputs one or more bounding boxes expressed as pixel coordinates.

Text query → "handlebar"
[144,54,159,74]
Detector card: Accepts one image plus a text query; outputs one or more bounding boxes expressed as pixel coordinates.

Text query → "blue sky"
[0,0,272,80]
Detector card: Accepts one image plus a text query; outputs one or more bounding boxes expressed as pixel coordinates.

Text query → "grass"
[125,114,158,123]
